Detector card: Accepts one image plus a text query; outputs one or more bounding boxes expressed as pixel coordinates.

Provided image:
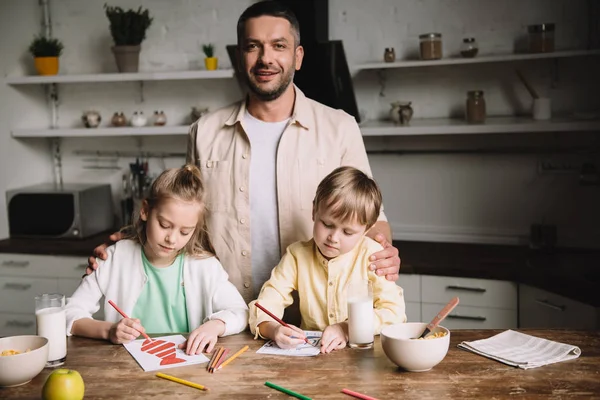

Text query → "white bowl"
[381,322,450,372]
[0,335,49,387]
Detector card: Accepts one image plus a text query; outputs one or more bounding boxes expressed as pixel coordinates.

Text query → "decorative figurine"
[130,111,147,127]
[82,110,101,128]
[111,112,127,127]
[153,110,167,126]
[389,101,414,125]
[384,47,396,63]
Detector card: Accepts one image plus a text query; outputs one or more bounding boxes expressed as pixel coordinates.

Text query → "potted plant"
[104,4,153,73]
[28,35,64,76]
[203,44,218,70]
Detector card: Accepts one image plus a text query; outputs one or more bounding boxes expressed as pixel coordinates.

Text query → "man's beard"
[244,62,295,101]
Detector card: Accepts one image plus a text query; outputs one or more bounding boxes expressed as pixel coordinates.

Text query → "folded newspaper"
[457,330,581,369]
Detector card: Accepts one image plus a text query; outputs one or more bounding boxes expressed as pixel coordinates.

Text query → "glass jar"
[384,47,396,63]
[460,38,478,58]
[528,23,555,53]
[466,91,486,124]
[419,33,442,60]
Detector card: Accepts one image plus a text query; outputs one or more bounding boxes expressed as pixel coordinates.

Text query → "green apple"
[42,369,85,400]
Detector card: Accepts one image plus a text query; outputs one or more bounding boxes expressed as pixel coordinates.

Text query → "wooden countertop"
[2,330,599,399]
[0,235,598,306]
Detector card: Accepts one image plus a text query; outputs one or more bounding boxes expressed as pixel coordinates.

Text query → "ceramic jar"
[130,111,147,127]
[82,111,101,128]
[389,101,414,125]
[153,111,167,126]
[111,112,127,127]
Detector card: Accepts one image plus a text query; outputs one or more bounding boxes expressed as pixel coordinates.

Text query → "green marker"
[265,381,312,400]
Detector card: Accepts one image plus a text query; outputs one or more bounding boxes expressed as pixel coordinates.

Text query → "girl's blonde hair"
[313,166,382,229]
[121,164,216,258]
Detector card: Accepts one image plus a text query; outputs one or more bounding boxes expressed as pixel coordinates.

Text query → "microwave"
[6,183,114,239]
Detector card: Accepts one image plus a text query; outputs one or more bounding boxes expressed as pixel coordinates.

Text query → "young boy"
[249,166,406,354]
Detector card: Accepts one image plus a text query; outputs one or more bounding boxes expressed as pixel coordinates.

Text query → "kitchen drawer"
[519,284,598,330]
[422,275,517,310]
[422,303,517,329]
[0,253,88,279]
[397,274,420,302]
[0,312,36,337]
[405,301,421,323]
[0,277,58,313]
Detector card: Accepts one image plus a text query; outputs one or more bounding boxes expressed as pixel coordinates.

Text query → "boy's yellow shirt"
[248,236,406,337]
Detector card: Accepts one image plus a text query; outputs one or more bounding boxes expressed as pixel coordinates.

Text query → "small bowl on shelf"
[380,322,450,372]
[0,335,49,387]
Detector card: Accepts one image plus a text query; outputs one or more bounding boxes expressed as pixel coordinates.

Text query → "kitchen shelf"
[353,49,600,70]
[3,69,235,85]
[13,117,600,138]
[359,116,600,136]
[11,126,190,138]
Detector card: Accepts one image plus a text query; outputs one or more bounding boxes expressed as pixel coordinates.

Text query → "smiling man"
[186,0,401,303]
[89,1,401,307]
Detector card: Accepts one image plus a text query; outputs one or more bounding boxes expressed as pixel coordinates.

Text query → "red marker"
[108,299,152,341]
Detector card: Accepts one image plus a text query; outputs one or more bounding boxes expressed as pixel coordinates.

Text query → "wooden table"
[2,330,599,399]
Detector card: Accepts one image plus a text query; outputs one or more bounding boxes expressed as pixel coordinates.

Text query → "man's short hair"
[237,0,301,47]
[313,166,382,229]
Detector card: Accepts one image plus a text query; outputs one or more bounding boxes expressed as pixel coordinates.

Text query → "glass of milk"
[347,280,374,349]
[35,293,67,367]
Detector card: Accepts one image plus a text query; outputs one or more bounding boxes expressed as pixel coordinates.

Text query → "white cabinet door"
[0,312,36,336]
[422,303,517,329]
[0,277,59,313]
[405,301,421,322]
[519,284,598,330]
[422,275,517,310]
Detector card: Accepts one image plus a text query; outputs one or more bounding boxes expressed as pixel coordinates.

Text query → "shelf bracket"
[377,69,387,97]
[51,137,63,188]
[138,81,145,103]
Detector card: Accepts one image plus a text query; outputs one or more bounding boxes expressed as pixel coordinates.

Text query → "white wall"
[0,0,599,247]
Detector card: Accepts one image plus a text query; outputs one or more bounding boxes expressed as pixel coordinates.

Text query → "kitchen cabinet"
[519,284,599,330]
[0,253,103,336]
[397,274,518,329]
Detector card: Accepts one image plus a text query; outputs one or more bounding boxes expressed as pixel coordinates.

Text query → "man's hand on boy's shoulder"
[369,233,401,282]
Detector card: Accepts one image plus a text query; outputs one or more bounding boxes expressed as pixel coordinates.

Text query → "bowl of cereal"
[0,335,49,387]
[380,322,450,372]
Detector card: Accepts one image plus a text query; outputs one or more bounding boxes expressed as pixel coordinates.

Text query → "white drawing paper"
[123,334,210,372]
[256,330,322,357]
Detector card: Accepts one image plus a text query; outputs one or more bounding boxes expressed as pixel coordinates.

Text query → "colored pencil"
[206,347,220,371]
[265,381,311,400]
[341,388,380,400]
[209,347,225,373]
[212,348,230,372]
[156,372,208,391]
[216,345,249,370]
[108,299,152,341]
[255,302,310,345]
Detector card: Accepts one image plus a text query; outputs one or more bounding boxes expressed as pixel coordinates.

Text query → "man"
[88,1,400,304]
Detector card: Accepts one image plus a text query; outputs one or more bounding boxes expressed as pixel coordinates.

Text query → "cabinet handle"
[447,314,487,322]
[75,263,88,270]
[4,283,32,291]
[446,285,486,293]
[1,260,30,268]
[535,299,566,312]
[6,320,34,328]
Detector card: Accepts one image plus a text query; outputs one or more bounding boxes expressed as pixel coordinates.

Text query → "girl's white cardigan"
[65,240,249,336]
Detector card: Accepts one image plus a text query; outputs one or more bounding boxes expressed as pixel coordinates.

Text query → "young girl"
[65,164,248,355]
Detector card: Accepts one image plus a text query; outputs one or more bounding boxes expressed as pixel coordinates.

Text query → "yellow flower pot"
[204,57,218,71]
[34,57,59,75]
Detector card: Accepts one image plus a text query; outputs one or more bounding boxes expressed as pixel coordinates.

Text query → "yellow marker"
[156,372,209,391]
[217,345,249,370]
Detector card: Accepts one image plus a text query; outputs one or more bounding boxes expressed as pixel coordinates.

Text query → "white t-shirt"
[243,110,290,296]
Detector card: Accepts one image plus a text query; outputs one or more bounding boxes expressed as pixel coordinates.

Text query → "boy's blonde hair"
[121,164,216,258]
[313,166,382,229]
